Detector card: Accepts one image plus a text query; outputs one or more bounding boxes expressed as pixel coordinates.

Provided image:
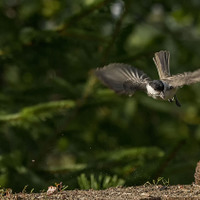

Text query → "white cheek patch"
[146,84,160,95]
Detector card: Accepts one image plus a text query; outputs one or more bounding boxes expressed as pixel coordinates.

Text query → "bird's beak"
[160,91,165,99]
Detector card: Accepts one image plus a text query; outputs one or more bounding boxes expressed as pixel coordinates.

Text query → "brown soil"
[3,184,200,200]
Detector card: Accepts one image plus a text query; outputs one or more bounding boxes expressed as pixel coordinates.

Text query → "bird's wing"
[162,69,200,87]
[153,50,171,79]
[95,63,151,96]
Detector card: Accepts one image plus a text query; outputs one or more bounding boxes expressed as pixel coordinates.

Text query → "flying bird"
[96,50,200,107]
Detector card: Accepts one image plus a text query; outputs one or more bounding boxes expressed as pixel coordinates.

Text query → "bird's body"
[160,84,177,100]
[95,50,200,107]
[146,81,177,100]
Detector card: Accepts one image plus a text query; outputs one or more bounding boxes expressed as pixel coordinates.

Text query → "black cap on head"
[149,80,164,91]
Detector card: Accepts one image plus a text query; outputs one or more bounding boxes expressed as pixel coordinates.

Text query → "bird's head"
[149,80,164,91]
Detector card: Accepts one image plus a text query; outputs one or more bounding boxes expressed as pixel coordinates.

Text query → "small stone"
[194,161,200,185]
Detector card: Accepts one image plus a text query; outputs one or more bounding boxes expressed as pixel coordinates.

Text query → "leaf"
[0,100,76,125]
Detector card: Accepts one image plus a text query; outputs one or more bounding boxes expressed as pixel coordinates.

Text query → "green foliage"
[145,177,170,186]
[0,100,75,126]
[0,0,200,193]
[77,173,125,190]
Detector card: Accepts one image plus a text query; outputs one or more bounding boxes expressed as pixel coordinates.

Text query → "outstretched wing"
[163,69,200,88]
[153,50,171,79]
[95,63,151,96]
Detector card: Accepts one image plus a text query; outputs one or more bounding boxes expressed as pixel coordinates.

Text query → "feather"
[153,50,171,79]
[163,69,200,87]
[95,63,151,96]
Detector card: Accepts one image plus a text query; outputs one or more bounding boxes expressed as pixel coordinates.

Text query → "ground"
[2,184,200,200]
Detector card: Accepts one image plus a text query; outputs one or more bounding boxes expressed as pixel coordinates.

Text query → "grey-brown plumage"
[95,63,151,96]
[154,50,200,87]
[153,50,180,106]
[163,69,200,87]
[95,50,200,106]
[153,50,171,79]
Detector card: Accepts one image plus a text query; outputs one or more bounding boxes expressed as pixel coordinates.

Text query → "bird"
[95,50,200,107]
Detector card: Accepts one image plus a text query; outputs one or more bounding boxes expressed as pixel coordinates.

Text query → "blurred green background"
[0,0,200,192]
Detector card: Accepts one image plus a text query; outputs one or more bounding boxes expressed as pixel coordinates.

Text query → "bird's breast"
[162,87,177,100]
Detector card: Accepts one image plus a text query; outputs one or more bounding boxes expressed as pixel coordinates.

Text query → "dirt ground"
[2,184,200,200]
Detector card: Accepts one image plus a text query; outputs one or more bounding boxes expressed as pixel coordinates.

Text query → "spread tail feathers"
[153,50,171,79]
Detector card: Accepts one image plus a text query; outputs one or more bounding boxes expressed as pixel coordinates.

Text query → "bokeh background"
[0,0,200,192]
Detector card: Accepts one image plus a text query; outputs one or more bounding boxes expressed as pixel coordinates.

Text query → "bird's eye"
[169,86,173,89]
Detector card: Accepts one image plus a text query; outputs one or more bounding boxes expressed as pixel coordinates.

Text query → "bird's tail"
[153,50,171,79]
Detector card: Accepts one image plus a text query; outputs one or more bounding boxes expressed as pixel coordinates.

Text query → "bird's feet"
[168,96,181,107]
[174,95,181,107]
